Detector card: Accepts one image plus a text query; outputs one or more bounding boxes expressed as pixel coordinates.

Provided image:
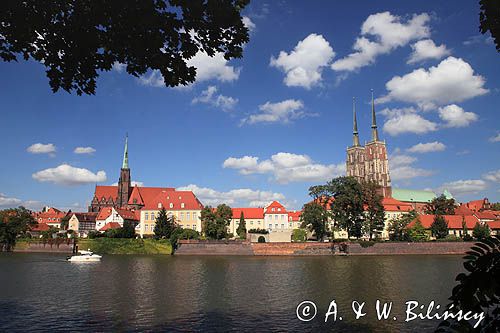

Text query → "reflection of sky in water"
[0,254,464,332]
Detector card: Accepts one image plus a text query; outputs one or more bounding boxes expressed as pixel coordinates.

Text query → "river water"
[0,253,464,332]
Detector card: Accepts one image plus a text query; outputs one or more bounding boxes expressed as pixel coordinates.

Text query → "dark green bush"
[248,228,269,234]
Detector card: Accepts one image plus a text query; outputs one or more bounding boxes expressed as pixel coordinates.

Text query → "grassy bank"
[77,238,172,255]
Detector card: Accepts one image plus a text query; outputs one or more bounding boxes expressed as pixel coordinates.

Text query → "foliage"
[0,206,36,251]
[292,229,307,242]
[105,220,136,238]
[300,202,329,241]
[201,204,232,240]
[435,235,462,242]
[425,195,456,215]
[407,218,429,242]
[78,238,172,255]
[88,230,104,239]
[0,0,250,95]
[309,176,364,239]
[257,236,266,243]
[361,181,385,240]
[41,226,59,239]
[236,211,246,239]
[169,227,200,252]
[60,213,71,230]
[248,228,269,234]
[431,215,449,239]
[479,0,500,52]
[154,208,176,239]
[472,222,491,241]
[436,237,500,332]
[357,240,376,248]
[388,210,417,241]
[490,202,500,211]
[462,216,470,240]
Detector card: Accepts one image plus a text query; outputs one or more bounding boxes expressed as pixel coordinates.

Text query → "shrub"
[358,240,376,247]
[463,233,473,241]
[472,222,490,240]
[292,229,307,242]
[407,219,430,242]
[248,228,269,234]
[436,234,462,242]
[257,236,266,243]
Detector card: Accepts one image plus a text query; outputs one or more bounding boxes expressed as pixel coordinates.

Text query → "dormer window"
[170,203,173,208]
[272,208,275,212]
[133,199,137,204]
[181,203,185,209]
[158,202,162,209]
[278,208,281,212]
[178,196,181,200]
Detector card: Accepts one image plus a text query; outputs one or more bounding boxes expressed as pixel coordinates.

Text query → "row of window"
[143,224,197,232]
[39,218,61,222]
[144,211,199,221]
[157,202,186,209]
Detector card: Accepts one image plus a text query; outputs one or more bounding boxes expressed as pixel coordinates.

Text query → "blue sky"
[0,0,498,211]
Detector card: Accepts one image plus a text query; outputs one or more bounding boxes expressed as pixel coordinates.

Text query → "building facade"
[346,93,391,197]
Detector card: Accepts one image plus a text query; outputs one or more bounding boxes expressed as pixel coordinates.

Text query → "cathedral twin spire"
[352,90,379,146]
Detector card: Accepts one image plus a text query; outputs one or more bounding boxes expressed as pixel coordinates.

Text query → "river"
[0,253,464,332]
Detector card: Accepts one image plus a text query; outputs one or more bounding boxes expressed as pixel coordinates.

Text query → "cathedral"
[346,91,392,198]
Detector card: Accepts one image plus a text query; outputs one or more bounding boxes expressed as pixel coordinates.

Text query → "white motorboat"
[67,249,102,262]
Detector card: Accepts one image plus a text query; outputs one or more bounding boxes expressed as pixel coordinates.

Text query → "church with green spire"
[346,91,392,197]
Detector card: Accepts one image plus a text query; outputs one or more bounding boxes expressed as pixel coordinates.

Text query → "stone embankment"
[14,240,74,253]
[176,240,474,256]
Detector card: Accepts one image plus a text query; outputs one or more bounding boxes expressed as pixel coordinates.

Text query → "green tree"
[0,0,250,95]
[309,176,364,239]
[362,181,385,240]
[300,202,329,241]
[0,206,36,251]
[407,218,429,242]
[479,0,500,52]
[472,222,491,240]
[461,216,473,241]
[236,211,246,239]
[436,237,500,332]
[120,220,136,238]
[388,210,417,241]
[154,208,175,239]
[491,202,500,210]
[292,229,307,242]
[201,204,232,239]
[424,194,456,215]
[431,215,449,239]
[60,213,71,230]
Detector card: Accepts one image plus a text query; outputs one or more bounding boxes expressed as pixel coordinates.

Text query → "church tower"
[346,97,366,182]
[346,92,392,197]
[117,135,131,208]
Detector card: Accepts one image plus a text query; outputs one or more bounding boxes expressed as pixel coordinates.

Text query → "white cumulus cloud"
[32,164,107,186]
[74,146,96,154]
[139,51,240,87]
[490,133,500,143]
[407,141,446,153]
[241,99,316,125]
[407,39,450,64]
[192,86,238,112]
[438,104,478,128]
[0,193,22,208]
[389,151,434,180]
[27,143,56,155]
[270,33,335,89]
[439,179,488,195]
[176,184,286,208]
[332,12,430,72]
[242,16,256,32]
[380,107,438,136]
[482,170,500,183]
[378,57,488,109]
[223,152,345,184]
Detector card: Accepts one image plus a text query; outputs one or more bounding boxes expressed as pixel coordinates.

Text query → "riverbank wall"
[175,240,475,256]
[13,240,74,253]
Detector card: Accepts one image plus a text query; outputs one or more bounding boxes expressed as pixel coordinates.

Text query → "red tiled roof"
[30,223,50,231]
[288,210,302,221]
[408,215,479,229]
[93,186,119,201]
[96,207,113,220]
[455,204,474,215]
[143,190,204,210]
[232,208,264,219]
[72,212,98,223]
[487,220,500,230]
[99,222,121,231]
[127,186,145,206]
[264,201,287,214]
[115,208,138,221]
[381,197,413,212]
[33,207,67,224]
[474,211,496,220]
[464,199,488,212]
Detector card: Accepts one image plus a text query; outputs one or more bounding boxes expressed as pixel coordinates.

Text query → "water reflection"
[0,253,463,332]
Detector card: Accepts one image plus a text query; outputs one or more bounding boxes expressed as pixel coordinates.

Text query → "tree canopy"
[201,204,232,239]
[424,194,456,215]
[300,202,329,241]
[154,208,176,239]
[309,176,364,239]
[430,215,449,239]
[236,211,246,239]
[361,181,385,240]
[0,206,36,251]
[479,0,500,52]
[0,0,250,95]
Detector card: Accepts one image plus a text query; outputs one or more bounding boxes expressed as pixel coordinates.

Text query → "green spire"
[122,134,129,169]
[352,97,360,147]
[371,89,379,141]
